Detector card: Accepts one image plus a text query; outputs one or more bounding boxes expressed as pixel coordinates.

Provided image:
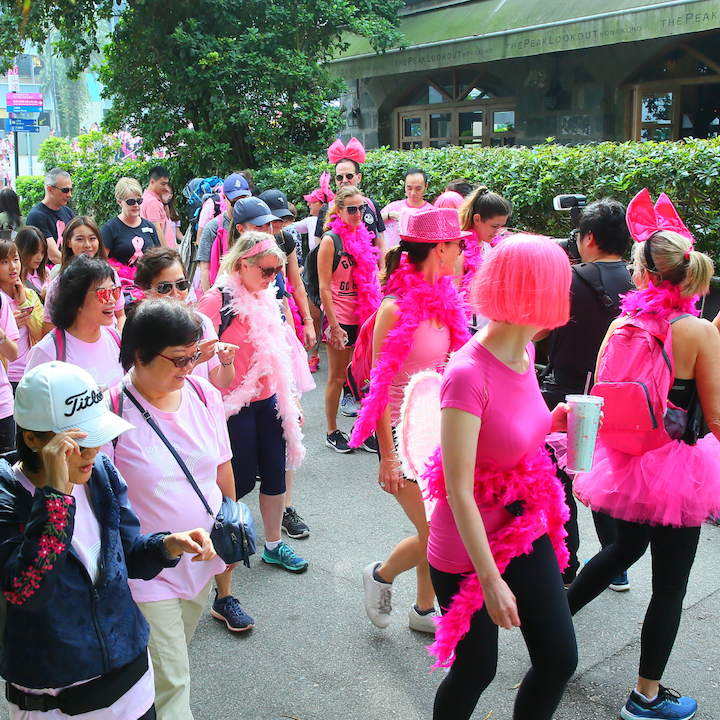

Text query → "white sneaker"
[408,604,438,634]
[363,562,392,628]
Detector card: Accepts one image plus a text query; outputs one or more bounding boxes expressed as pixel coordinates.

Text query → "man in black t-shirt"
[26,167,76,264]
[539,199,633,587]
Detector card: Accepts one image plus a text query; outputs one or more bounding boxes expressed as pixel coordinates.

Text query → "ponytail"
[380,241,436,287]
[458,186,512,231]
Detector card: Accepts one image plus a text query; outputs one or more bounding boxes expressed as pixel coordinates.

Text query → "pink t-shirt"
[140,188,166,225]
[27,270,49,293]
[198,197,218,230]
[26,326,123,390]
[331,253,358,326]
[2,289,33,382]
[44,269,125,323]
[191,311,221,383]
[427,337,552,574]
[0,297,19,419]
[381,199,432,248]
[196,287,274,401]
[388,319,451,425]
[111,375,230,602]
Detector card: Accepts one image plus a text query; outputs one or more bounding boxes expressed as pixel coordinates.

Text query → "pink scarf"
[425,447,569,668]
[328,215,381,325]
[219,273,306,471]
[620,280,700,321]
[349,257,470,445]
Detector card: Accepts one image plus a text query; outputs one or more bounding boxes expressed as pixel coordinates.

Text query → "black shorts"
[340,323,359,347]
[375,426,418,484]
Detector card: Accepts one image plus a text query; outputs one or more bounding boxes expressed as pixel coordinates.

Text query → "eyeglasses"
[255,264,283,279]
[52,185,72,194]
[123,198,143,206]
[336,173,356,182]
[158,350,202,369]
[342,204,367,216]
[153,279,190,294]
[88,286,122,302]
[449,240,466,251]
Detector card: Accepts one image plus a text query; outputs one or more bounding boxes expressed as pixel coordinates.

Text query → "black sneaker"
[211,590,254,632]
[282,506,310,539]
[360,433,379,453]
[326,429,353,453]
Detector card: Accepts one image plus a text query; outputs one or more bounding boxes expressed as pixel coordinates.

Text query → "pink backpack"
[209,226,229,287]
[591,312,690,456]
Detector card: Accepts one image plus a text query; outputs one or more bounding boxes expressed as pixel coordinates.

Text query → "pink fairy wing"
[626,188,659,244]
[654,192,694,244]
[397,370,442,520]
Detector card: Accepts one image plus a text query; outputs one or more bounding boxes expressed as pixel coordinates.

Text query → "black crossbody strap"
[122,385,219,526]
[574,262,617,312]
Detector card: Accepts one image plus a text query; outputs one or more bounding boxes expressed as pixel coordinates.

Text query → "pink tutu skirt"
[285,323,315,397]
[574,433,720,527]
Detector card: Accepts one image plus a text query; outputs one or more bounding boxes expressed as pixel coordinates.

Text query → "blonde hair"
[324,186,364,232]
[219,231,285,277]
[114,177,143,201]
[634,230,713,297]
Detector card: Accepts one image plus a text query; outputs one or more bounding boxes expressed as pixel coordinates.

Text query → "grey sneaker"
[340,394,359,417]
[282,506,310,539]
[408,604,437,634]
[363,561,392,628]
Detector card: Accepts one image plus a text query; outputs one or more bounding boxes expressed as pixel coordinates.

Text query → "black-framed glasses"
[342,204,367,216]
[255,264,283,279]
[52,185,72,194]
[157,350,202,368]
[335,173,356,182]
[153,279,190,294]
[123,197,143,206]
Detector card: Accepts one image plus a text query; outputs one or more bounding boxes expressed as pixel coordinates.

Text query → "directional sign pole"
[27,133,32,175]
[13,131,18,181]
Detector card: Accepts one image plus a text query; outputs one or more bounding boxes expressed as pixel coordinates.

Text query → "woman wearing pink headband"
[197,232,308,579]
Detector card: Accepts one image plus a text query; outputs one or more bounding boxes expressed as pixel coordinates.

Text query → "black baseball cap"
[259,189,294,219]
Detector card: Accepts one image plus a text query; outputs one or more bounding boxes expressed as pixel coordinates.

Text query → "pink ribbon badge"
[129,236,145,265]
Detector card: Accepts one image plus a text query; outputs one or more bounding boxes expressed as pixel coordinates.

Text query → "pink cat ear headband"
[626,188,695,267]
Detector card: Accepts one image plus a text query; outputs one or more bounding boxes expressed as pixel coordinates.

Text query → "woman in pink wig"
[427,234,577,720]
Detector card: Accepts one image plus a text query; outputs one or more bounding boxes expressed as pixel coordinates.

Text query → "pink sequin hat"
[400,207,473,244]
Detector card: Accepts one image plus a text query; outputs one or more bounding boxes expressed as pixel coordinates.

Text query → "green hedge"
[21,136,720,258]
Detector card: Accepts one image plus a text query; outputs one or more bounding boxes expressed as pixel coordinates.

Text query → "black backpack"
[303,231,343,308]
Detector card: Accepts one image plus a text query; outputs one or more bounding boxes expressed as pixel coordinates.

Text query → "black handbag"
[122,386,257,567]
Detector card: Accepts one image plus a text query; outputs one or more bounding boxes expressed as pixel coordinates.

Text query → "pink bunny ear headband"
[626,188,695,268]
[303,171,336,204]
[327,137,366,165]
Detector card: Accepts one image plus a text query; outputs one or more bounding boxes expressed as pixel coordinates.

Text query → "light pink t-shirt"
[381,199,432,248]
[44,269,125,322]
[388,319,451,425]
[198,198,218,230]
[290,216,319,251]
[111,375,230,602]
[26,326,123,391]
[196,288,274,402]
[27,270,49,292]
[140,188,166,225]
[192,311,221,383]
[427,337,552,574]
[2,289,32,383]
[331,253,358,326]
[0,297,19,419]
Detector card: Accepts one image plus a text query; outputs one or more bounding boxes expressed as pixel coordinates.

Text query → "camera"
[553,194,587,264]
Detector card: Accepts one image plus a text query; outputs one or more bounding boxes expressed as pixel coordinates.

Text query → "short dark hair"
[134,247,186,290]
[404,168,428,183]
[445,178,475,197]
[148,165,170,182]
[335,158,361,174]
[51,254,114,329]
[120,299,202,372]
[578,198,631,257]
[16,427,52,474]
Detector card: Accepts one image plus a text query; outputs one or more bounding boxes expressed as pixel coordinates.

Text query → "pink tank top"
[332,252,359,326]
[388,320,451,425]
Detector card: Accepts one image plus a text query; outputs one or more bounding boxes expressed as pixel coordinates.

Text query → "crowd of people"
[0,137,718,720]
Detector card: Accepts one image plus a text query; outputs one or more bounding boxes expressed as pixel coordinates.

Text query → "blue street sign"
[5,118,39,132]
[6,104,43,114]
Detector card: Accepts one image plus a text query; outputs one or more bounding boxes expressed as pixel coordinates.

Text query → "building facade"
[328,0,720,150]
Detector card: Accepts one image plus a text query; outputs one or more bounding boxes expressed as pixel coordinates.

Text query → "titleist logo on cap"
[64,389,103,417]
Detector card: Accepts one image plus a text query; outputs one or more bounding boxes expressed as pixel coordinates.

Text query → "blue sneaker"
[262,541,309,573]
[340,394,359,417]
[610,571,630,592]
[620,686,697,720]
[211,591,254,632]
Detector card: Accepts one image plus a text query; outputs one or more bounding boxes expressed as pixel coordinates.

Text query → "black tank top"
[669,378,696,412]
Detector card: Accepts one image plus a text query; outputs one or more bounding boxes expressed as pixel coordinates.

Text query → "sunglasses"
[158,350,202,369]
[336,173,356,182]
[52,185,72,194]
[123,197,144,206]
[449,240,466,251]
[88,286,122,302]
[256,264,283,279]
[342,204,367,216]
[153,279,190,294]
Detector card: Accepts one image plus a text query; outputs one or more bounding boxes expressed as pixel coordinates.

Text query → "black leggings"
[567,520,700,680]
[429,535,578,720]
[138,706,156,720]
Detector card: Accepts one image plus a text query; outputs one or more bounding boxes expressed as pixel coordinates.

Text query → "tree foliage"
[0,0,404,169]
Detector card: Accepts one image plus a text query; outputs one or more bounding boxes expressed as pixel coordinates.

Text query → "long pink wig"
[471,233,571,329]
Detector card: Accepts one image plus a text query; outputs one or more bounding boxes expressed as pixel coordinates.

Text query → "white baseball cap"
[14,362,135,447]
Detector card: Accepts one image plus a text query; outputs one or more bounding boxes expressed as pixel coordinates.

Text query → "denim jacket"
[0,452,179,689]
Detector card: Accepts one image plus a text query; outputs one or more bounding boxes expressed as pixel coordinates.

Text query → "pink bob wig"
[433,191,464,209]
[471,233,571,329]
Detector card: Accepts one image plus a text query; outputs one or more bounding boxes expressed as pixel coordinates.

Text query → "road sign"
[10,111,40,120]
[7,67,19,93]
[5,118,39,132]
[5,92,43,113]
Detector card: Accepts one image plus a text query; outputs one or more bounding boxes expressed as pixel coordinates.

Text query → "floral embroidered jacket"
[0,453,178,689]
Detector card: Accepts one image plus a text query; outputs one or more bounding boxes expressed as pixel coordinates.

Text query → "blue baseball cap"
[233,197,279,227]
[223,174,252,201]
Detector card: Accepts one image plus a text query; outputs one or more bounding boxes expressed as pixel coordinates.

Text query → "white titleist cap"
[14,362,135,447]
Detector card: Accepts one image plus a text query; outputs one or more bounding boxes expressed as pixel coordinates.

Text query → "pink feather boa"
[328,215,381,325]
[459,229,483,317]
[349,257,470,446]
[425,446,570,669]
[285,279,305,342]
[619,280,700,321]
[219,273,306,471]
[107,258,145,303]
